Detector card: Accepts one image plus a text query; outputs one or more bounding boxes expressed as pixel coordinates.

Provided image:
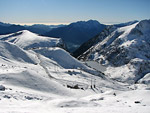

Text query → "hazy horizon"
[0,19,143,26]
[0,0,150,25]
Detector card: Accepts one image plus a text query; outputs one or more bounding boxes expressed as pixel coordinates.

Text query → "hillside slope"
[74,25,117,58]
[0,30,65,50]
[74,20,139,58]
[79,19,150,83]
[0,39,125,96]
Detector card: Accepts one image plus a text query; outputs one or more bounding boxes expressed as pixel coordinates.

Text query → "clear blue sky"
[0,0,150,25]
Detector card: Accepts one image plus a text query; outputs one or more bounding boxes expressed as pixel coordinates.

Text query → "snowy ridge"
[0,30,64,50]
[79,19,150,83]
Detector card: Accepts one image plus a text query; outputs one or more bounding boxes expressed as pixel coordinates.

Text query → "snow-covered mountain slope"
[0,41,38,64]
[0,30,65,50]
[0,24,150,113]
[0,40,74,96]
[73,20,139,58]
[0,45,149,112]
[74,25,117,58]
[138,73,150,84]
[0,40,129,97]
[114,20,138,27]
[0,41,89,96]
[79,19,150,83]
[34,47,87,69]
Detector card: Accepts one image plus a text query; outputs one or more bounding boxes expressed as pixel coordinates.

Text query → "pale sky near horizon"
[0,0,150,25]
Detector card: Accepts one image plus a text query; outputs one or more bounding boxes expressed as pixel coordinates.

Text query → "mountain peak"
[0,30,64,50]
[87,19,101,24]
[70,20,101,27]
[44,20,106,52]
[134,19,150,34]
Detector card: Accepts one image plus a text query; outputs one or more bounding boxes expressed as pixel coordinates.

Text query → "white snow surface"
[0,41,38,63]
[34,47,87,69]
[0,29,150,113]
[0,30,63,49]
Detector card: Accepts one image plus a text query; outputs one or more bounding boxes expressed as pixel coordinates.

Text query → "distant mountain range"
[0,20,139,53]
[0,22,65,35]
[0,22,12,26]
[43,20,106,52]
[0,20,106,52]
[24,24,66,34]
[0,24,25,35]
